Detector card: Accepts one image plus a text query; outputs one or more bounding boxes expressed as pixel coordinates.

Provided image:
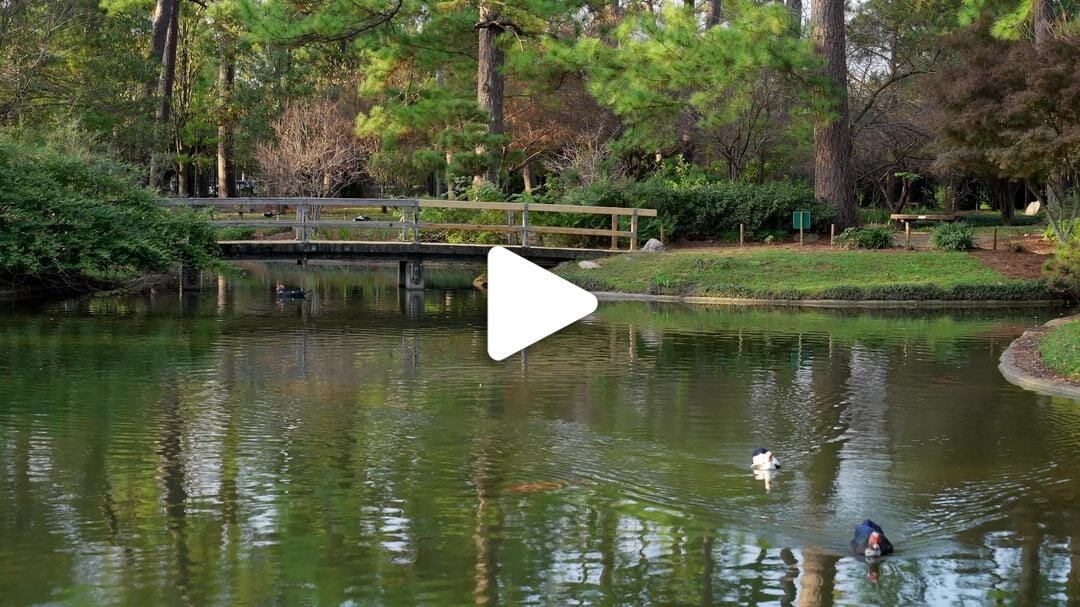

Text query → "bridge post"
[521,203,530,247]
[179,265,203,291]
[398,260,424,290]
[399,289,424,320]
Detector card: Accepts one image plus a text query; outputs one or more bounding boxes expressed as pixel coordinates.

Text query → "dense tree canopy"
[0,0,1077,232]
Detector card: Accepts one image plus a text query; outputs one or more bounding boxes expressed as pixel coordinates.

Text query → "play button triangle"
[486,247,598,361]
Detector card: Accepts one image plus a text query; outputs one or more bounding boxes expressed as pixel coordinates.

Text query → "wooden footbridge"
[162,198,659,288]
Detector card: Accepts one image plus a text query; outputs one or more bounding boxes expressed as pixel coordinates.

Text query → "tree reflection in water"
[0,265,1077,605]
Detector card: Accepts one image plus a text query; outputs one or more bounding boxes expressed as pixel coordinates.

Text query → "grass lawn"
[558,249,1053,301]
[1040,319,1080,379]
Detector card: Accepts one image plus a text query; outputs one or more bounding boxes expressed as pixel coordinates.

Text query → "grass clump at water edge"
[1039,319,1080,379]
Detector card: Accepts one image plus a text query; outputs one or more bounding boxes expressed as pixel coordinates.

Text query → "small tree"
[933,30,1080,242]
[544,123,622,188]
[256,99,372,198]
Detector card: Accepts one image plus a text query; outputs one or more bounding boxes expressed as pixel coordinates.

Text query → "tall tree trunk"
[475,4,505,186]
[148,0,180,190]
[1033,0,1054,45]
[217,39,236,199]
[522,163,535,195]
[1001,181,1017,226]
[178,156,190,197]
[706,0,722,27]
[1033,3,1064,212]
[811,0,856,228]
[446,151,456,200]
[145,0,176,94]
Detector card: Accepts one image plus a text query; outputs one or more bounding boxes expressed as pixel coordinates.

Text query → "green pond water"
[1,263,1078,606]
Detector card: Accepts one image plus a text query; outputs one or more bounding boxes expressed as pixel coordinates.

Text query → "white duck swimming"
[751,447,781,471]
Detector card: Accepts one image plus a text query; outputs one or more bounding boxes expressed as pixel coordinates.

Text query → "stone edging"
[998,315,1080,401]
[592,291,1064,309]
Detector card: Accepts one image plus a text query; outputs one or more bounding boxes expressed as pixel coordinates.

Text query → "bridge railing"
[161,198,659,251]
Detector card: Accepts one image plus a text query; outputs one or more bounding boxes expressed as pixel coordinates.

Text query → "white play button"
[487,247,598,361]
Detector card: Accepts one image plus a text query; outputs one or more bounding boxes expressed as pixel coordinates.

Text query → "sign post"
[792,211,811,246]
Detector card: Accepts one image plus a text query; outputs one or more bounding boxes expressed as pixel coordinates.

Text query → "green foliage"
[1039,319,1080,379]
[934,31,1080,242]
[0,135,218,289]
[552,178,829,243]
[858,207,892,224]
[464,182,505,203]
[218,227,257,240]
[580,0,820,158]
[1043,236,1080,298]
[961,213,1041,227]
[932,221,976,250]
[835,226,895,249]
[0,0,154,162]
[1042,219,1080,241]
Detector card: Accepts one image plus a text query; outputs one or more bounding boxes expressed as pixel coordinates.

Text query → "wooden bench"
[889,213,959,247]
[889,213,958,225]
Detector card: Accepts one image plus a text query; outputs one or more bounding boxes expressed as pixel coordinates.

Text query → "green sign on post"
[792,210,811,230]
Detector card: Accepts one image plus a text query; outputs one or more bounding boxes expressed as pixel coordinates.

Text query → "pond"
[1,264,1077,605]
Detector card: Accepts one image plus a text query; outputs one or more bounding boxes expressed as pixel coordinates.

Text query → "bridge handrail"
[161,197,658,251]
[161,197,657,216]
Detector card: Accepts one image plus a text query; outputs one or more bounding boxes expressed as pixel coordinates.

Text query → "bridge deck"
[218,240,614,266]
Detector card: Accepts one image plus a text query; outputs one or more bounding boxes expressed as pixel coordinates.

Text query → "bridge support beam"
[180,266,203,291]
[398,260,424,290]
[399,290,425,320]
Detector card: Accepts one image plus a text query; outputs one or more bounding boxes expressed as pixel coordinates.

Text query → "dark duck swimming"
[850,519,894,558]
[276,286,310,300]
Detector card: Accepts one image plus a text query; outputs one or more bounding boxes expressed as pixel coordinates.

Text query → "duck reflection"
[754,467,779,492]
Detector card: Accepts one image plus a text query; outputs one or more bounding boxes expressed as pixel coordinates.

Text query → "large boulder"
[577,260,601,269]
[640,238,665,252]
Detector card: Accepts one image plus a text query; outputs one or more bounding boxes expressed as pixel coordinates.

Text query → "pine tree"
[811,0,856,227]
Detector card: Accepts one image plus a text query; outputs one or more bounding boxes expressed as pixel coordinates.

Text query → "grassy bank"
[558,249,1054,301]
[1039,319,1080,379]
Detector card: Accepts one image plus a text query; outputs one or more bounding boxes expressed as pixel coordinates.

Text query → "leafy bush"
[932,221,975,250]
[0,135,218,289]
[218,227,257,240]
[1044,236,1080,298]
[1042,219,1080,242]
[407,183,510,245]
[858,207,891,224]
[963,213,1042,227]
[550,178,832,244]
[464,182,505,203]
[640,179,834,241]
[835,226,894,249]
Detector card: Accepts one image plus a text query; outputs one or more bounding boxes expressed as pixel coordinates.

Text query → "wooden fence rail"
[161,198,659,251]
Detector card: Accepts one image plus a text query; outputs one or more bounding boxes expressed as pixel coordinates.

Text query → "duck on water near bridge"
[276,285,310,300]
